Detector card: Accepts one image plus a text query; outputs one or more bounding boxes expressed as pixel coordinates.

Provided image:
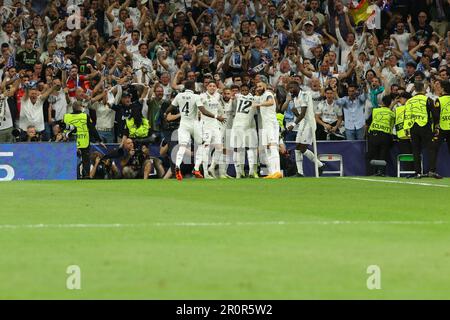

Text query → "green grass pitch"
[1,177,449,299]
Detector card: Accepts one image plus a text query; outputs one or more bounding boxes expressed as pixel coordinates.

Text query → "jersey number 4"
[237,100,252,114]
[182,102,190,116]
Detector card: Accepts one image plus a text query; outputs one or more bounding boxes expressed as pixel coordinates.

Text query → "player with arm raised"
[254,82,282,179]
[230,84,259,178]
[289,81,324,177]
[199,82,227,179]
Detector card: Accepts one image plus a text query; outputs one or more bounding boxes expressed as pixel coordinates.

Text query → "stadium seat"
[318,154,344,176]
[397,154,422,177]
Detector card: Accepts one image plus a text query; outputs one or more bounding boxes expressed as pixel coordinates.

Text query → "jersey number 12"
[237,100,252,114]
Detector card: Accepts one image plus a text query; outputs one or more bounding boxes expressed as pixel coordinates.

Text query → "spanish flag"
[349,0,372,25]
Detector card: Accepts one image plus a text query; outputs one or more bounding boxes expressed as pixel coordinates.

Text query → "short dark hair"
[441,80,450,95]
[382,95,392,107]
[414,81,425,92]
[184,80,195,91]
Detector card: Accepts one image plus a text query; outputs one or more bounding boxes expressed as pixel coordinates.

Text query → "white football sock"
[234,148,245,177]
[202,144,210,173]
[247,148,257,175]
[175,145,187,168]
[194,145,202,171]
[269,145,280,173]
[303,149,323,167]
[219,152,227,176]
[295,150,304,175]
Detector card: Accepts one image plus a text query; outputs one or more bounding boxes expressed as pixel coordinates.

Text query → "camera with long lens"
[54,121,78,140]
[12,128,41,142]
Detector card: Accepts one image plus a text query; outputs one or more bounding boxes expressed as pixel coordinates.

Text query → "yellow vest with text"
[369,107,395,134]
[438,95,450,131]
[63,113,89,149]
[395,105,408,139]
[404,95,428,129]
[126,118,150,138]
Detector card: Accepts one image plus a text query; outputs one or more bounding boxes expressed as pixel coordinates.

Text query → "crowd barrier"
[0,141,449,180]
[0,143,77,181]
[285,140,450,177]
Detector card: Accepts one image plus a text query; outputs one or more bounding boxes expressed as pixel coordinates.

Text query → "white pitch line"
[0,220,448,230]
[343,177,449,188]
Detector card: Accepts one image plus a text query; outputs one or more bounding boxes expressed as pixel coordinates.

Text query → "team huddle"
[167,80,324,180]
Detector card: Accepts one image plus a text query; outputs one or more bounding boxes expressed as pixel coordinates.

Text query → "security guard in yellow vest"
[366,95,395,176]
[123,106,150,140]
[64,101,102,179]
[394,92,414,172]
[403,81,439,178]
[430,80,450,179]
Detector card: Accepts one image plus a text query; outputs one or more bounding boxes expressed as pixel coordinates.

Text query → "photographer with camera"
[89,151,120,180]
[63,101,104,179]
[119,138,164,179]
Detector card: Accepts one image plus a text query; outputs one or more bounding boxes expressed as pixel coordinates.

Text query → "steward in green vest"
[395,92,414,173]
[63,101,103,179]
[366,95,395,176]
[123,106,150,139]
[403,81,440,178]
[429,80,450,179]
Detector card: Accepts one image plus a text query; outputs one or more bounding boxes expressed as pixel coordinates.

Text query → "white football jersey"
[294,91,312,123]
[200,91,223,125]
[258,91,277,124]
[233,93,256,128]
[222,98,235,129]
[171,90,203,123]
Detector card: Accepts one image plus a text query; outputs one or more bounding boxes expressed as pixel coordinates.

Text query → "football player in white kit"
[254,82,282,179]
[289,81,324,176]
[171,80,225,181]
[199,82,227,178]
[213,87,234,178]
[230,83,259,178]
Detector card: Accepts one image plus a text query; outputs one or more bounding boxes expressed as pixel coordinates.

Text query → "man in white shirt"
[20,85,55,134]
[289,81,325,177]
[315,87,344,141]
[300,21,323,60]
[0,93,14,142]
[381,55,405,87]
[230,84,258,178]
[199,82,226,178]
[132,43,153,76]
[254,82,282,179]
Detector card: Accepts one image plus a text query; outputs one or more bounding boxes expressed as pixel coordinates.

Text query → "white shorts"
[230,127,258,149]
[202,122,223,145]
[296,121,313,145]
[178,120,202,145]
[260,122,279,146]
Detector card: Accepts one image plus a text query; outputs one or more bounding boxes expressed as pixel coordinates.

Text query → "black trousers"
[397,139,414,171]
[316,121,344,141]
[367,131,392,175]
[430,129,450,170]
[410,123,432,174]
[79,147,91,178]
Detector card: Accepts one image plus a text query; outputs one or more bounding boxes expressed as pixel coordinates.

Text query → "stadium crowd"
[0,0,449,179]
